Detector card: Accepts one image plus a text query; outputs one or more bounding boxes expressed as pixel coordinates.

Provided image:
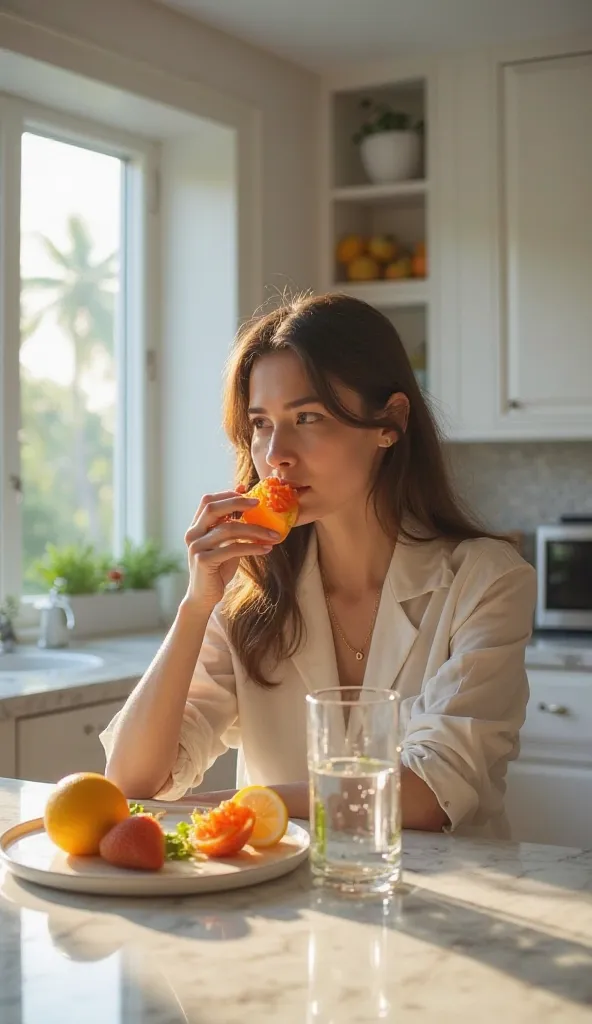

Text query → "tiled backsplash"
[446,443,592,546]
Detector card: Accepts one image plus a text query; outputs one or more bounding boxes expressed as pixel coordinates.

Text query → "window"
[20,134,122,590]
[0,98,158,601]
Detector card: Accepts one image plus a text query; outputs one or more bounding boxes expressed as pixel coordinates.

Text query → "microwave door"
[538,536,592,630]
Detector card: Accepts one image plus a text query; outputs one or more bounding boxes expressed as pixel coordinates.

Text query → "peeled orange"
[233,786,289,848]
[191,801,256,858]
[44,772,130,856]
[241,477,299,541]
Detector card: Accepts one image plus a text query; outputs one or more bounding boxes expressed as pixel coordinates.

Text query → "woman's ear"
[379,392,409,447]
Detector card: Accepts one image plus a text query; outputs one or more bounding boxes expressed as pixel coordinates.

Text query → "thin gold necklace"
[321,572,381,662]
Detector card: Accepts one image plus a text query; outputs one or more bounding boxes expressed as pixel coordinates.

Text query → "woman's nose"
[265,430,296,470]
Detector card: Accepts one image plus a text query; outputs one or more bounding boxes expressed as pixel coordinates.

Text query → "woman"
[102,294,536,837]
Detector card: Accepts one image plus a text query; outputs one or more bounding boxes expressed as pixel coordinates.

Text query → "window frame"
[0,93,160,610]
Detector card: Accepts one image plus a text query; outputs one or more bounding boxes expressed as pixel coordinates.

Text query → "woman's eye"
[296,411,322,425]
[250,418,268,430]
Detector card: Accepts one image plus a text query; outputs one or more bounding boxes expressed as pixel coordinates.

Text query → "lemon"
[232,786,289,848]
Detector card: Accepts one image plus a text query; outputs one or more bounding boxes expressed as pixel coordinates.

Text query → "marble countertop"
[0,629,591,724]
[0,634,164,720]
[525,634,592,671]
[0,778,591,1023]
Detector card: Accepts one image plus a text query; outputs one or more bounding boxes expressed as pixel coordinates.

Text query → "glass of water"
[306,687,401,895]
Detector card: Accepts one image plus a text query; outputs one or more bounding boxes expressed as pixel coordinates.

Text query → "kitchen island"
[0,778,590,1022]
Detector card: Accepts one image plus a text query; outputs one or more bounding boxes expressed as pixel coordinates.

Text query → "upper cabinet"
[447,44,592,440]
[323,43,592,441]
[501,54,592,426]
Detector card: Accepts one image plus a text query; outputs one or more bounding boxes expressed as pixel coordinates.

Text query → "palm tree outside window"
[19,133,122,592]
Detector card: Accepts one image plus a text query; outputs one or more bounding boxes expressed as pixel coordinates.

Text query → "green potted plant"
[30,544,109,595]
[353,99,423,184]
[115,539,186,628]
[116,538,182,590]
[30,539,183,638]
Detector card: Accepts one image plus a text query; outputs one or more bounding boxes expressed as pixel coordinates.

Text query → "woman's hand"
[183,490,282,613]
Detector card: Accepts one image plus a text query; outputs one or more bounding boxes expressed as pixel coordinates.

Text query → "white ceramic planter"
[156,571,189,626]
[67,590,162,639]
[360,130,421,184]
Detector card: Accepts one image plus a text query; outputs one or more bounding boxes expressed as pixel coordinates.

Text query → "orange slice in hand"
[241,478,299,541]
[233,786,289,848]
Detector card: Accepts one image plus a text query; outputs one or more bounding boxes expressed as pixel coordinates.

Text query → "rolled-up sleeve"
[100,608,239,801]
[402,558,537,832]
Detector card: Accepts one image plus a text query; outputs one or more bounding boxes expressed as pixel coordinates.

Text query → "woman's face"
[247,350,393,526]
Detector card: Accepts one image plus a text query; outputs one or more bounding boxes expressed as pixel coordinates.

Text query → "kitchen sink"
[0,648,104,675]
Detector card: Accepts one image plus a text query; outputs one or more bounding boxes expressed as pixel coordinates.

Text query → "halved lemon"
[232,786,289,848]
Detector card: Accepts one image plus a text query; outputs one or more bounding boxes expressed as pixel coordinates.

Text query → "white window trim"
[0,94,160,616]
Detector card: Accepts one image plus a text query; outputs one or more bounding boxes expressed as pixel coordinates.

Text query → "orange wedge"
[233,786,289,848]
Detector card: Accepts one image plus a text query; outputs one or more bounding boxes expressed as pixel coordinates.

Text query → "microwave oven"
[535,524,592,631]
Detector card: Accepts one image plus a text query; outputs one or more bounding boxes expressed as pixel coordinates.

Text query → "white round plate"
[0,801,310,897]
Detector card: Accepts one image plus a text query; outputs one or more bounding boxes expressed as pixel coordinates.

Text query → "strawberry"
[99,814,166,871]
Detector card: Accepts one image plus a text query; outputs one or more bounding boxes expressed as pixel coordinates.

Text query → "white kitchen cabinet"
[320,65,437,406]
[500,54,592,428]
[17,700,124,783]
[518,669,592,765]
[15,700,239,792]
[437,43,592,440]
[322,39,592,441]
[505,668,592,848]
[0,719,15,778]
[506,762,592,848]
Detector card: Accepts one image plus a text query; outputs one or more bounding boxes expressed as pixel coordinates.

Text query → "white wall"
[160,125,238,550]
[0,0,321,303]
[0,0,321,560]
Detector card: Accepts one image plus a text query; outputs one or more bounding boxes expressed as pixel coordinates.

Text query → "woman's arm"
[105,602,213,798]
[194,770,447,830]
[403,557,537,832]
[401,767,449,831]
[103,489,282,799]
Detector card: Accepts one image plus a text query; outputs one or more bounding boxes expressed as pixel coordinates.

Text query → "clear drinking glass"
[306,687,401,895]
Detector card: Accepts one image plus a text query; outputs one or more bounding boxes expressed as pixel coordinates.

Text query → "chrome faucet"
[0,601,17,654]
[37,580,75,649]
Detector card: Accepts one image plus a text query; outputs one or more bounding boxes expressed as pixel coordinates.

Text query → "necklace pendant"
[355,651,364,662]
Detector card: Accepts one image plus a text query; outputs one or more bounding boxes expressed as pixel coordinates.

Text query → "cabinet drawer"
[521,671,592,765]
[506,762,592,848]
[17,700,124,783]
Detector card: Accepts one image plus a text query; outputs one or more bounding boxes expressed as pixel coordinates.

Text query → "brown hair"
[223,293,497,686]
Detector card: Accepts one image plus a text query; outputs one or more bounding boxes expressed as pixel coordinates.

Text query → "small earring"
[380,437,394,448]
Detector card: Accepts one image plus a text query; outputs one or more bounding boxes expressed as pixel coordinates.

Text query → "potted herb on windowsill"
[353,99,423,184]
[30,541,183,638]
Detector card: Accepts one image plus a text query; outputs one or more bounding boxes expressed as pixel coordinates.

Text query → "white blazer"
[101,532,536,839]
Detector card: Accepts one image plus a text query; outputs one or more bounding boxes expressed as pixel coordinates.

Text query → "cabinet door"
[0,720,16,778]
[501,53,592,429]
[505,762,592,848]
[521,669,592,766]
[17,700,124,783]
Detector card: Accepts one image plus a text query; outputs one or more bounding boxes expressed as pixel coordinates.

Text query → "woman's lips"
[277,479,310,494]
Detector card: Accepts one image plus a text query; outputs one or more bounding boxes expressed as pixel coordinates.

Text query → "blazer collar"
[387,528,456,602]
[292,526,454,695]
